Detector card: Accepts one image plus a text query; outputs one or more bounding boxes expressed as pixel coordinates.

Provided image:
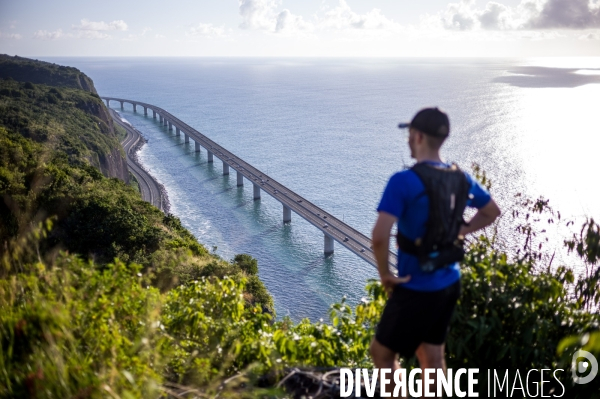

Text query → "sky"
[1,0,600,57]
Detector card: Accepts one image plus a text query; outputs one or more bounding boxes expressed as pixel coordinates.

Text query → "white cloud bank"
[72,19,128,32]
[237,0,401,35]
[579,30,600,40]
[434,0,600,31]
[0,31,22,39]
[33,19,129,40]
[188,23,227,38]
[33,29,65,40]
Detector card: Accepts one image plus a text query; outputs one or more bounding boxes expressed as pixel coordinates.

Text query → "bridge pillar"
[120,101,124,109]
[223,162,229,175]
[159,115,163,124]
[163,118,168,127]
[253,183,261,200]
[324,234,334,255]
[237,171,243,186]
[195,142,200,152]
[153,110,156,119]
[105,99,110,107]
[168,121,173,131]
[184,134,189,144]
[207,151,214,163]
[283,205,291,223]
[144,107,147,116]
[133,104,137,112]
[176,127,180,136]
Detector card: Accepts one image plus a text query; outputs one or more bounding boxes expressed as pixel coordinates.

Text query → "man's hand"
[372,211,411,297]
[380,273,411,298]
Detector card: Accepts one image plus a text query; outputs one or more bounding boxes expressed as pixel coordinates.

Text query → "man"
[370,107,500,394]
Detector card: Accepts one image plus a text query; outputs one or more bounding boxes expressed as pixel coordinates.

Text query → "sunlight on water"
[574,70,600,76]
[516,84,600,219]
[524,57,600,69]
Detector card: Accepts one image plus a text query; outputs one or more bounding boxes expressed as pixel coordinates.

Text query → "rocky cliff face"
[0,54,128,183]
[75,93,129,182]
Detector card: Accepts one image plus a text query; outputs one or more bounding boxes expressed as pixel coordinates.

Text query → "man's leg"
[370,338,399,370]
[415,342,446,398]
[370,338,403,397]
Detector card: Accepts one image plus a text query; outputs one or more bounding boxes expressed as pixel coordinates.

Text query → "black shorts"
[375,280,461,359]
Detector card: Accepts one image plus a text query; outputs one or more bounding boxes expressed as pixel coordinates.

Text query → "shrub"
[234,254,259,275]
[0,234,163,398]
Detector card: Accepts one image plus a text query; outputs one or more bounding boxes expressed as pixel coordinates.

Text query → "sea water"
[44,57,600,321]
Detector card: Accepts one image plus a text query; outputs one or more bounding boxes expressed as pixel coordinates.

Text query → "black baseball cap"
[398,107,450,138]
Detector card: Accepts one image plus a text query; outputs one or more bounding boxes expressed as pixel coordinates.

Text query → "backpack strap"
[396,232,418,255]
[395,162,471,270]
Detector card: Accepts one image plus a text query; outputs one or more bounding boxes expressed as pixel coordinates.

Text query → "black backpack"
[396,162,471,272]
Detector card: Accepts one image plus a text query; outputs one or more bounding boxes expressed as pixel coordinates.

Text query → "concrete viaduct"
[102,97,396,269]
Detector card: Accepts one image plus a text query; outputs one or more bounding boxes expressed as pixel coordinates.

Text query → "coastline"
[110,108,171,213]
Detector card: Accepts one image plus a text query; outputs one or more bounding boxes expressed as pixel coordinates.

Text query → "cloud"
[77,31,110,39]
[435,0,600,31]
[33,25,115,40]
[237,0,313,34]
[238,0,400,35]
[0,31,22,39]
[155,34,165,39]
[275,9,312,33]
[72,19,128,32]
[239,0,280,31]
[478,2,512,30]
[578,30,600,39]
[33,29,65,40]
[319,0,400,31]
[188,23,227,37]
[526,0,600,29]
[440,0,479,30]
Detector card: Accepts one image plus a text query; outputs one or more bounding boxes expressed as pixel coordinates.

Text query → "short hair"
[424,133,446,150]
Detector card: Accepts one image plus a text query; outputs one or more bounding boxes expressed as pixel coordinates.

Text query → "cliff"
[0,54,127,181]
[0,54,97,93]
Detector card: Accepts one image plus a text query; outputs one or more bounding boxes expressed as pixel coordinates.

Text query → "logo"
[571,350,598,385]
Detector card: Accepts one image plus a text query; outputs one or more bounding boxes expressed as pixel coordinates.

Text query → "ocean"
[45,57,600,321]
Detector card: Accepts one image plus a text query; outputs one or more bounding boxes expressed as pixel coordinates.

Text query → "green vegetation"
[0,73,124,179]
[114,123,128,141]
[129,171,141,192]
[0,56,598,398]
[2,209,598,398]
[0,54,96,92]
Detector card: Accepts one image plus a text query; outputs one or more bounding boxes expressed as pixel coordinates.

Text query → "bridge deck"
[102,97,397,269]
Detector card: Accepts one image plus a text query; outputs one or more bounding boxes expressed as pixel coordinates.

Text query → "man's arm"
[372,211,411,296]
[459,198,501,237]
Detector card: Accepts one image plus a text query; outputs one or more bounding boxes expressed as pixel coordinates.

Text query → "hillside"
[0,54,96,92]
[0,56,127,181]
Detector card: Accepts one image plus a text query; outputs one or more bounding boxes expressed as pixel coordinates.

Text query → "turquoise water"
[46,57,600,321]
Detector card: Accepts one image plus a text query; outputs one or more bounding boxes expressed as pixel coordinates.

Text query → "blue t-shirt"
[377,162,491,292]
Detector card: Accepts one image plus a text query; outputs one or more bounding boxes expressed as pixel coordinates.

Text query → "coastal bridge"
[102,97,396,269]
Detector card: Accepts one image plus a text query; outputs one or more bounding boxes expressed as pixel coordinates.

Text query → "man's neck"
[415,150,443,164]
